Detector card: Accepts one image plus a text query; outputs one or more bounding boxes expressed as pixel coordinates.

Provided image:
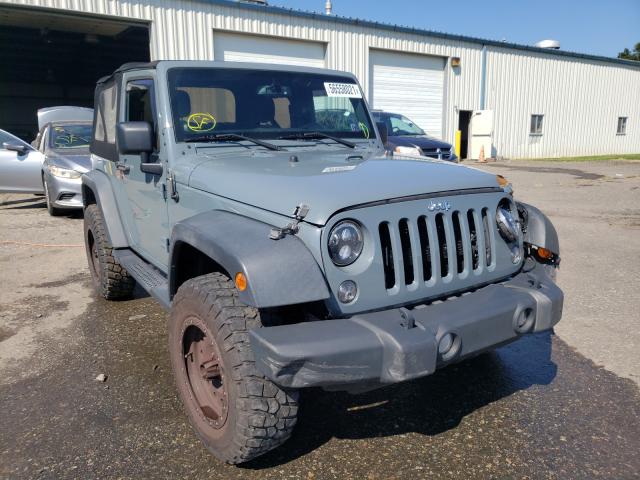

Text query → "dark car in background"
[373,111,458,162]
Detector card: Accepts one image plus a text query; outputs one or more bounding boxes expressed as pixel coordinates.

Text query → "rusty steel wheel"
[183,322,228,429]
[169,272,299,464]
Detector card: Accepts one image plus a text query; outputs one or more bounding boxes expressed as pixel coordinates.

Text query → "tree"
[618,43,640,61]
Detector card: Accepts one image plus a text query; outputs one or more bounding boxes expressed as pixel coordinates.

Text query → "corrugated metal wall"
[2,0,639,157]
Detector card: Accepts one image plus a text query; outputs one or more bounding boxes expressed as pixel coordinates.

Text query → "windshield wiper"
[279,132,356,149]
[185,133,283,151]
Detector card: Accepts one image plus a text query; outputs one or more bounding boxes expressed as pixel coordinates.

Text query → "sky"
[269,0,640,58]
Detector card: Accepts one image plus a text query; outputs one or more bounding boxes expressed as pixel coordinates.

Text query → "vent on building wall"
[535,39,560,50]
[237,0,268,5]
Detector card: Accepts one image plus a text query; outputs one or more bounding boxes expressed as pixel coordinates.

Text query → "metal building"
[1,0,639,158]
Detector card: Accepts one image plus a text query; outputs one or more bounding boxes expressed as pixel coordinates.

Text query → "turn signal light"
[496,175,509,187]
[536,247,553,260]
[235,272,247,291]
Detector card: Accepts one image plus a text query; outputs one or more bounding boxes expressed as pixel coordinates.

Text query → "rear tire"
[169,272,299,464]
[84,204,135,300]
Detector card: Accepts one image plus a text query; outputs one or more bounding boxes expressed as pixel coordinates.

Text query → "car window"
[0,129,31,149]
[126,79,156,123]
[50,124,92,149]
[167,68,376,142]
[389,115,425,136]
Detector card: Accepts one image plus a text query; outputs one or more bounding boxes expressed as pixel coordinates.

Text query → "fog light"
[510,245,522,264]
[438,333,454,355]
[514,307,535,333]
[338,280,358,304]
[438,332,461,361]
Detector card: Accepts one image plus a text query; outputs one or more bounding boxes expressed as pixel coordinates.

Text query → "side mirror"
[376,122,388,145]
[3,142,29,155]
[116,121,153,155]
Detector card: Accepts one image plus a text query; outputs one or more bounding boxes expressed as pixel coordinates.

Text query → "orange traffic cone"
[478,145,487,163]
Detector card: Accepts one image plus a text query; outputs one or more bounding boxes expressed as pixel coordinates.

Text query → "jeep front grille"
[378,208,494,291]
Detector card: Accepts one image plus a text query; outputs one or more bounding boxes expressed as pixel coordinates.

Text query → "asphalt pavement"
[1,159,639,479]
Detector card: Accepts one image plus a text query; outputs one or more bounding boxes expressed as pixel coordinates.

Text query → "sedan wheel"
[43,176,63,216]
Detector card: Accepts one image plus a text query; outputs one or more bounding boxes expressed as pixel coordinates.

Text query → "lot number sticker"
[324,82,362,98]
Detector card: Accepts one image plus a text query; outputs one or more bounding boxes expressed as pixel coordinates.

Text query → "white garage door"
[370,50,445,137]
[214,32,326,68]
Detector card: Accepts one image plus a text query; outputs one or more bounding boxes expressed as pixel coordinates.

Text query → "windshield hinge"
[167,170,179,202]
[269,204,310,240]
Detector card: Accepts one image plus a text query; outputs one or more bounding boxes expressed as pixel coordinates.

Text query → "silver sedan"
[38,122,92,216]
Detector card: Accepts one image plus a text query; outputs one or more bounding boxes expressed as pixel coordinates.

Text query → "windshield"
[50,124,92,149]
[374,113,425,137]
[168,68,376,143]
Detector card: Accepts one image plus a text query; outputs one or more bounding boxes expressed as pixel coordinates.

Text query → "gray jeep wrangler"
[82,61,563,464]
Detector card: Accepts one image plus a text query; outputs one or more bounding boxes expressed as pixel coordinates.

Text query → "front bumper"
[46,174,83,209]
[250,263,562,391]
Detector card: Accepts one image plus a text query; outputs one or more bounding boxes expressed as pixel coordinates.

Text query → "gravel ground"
[0,159,639,479]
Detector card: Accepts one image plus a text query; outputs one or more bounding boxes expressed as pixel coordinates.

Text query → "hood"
[389,134,452,150]
[188,148,500,225]
[37,107,93,130]
[46,148,91,173]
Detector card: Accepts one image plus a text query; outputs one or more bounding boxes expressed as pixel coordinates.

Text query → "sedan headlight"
[328,220,364,266]
[394,146,422,156]
[49,164,81,179]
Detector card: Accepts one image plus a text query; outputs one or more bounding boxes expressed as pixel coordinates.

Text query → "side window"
[617,117,627,135]
[91,80,120,161]
[126,79,156,123]
[530,114,544,135]
[94,83,117,144]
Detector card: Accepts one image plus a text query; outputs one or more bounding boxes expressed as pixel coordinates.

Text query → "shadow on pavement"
[244,332,556,469]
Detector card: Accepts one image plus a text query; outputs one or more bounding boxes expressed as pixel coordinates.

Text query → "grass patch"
[518,154,640,162]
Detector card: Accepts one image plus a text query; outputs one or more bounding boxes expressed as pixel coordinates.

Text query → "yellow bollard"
[455,130,462,159]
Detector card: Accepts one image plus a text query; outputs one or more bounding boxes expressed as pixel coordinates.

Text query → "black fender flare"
[170,210,331,309]
[81,170,129,248]
[517,202,560,255]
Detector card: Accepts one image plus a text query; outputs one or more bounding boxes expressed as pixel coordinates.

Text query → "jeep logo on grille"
[427,200,452,212]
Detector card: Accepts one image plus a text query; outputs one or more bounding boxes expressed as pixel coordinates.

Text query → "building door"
[458,110,472,159]
[469,110,494,160]
[369,49,445,138]
[213,32,326,68]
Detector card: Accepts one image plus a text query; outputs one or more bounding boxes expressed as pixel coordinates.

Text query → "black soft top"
[96,61,159,84]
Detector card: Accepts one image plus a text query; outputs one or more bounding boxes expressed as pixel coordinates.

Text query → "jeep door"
[113,74,170,269]
[0,129,44,193]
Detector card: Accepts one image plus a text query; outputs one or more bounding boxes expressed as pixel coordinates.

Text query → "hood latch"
[269,204,310,240]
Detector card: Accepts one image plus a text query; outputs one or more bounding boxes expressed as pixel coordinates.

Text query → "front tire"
[43,176,63,216]
[169,273,299,464]
[84,204,135,300]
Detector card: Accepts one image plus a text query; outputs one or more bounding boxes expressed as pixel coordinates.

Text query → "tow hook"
[269,204,310,240]
[399,308,416,330]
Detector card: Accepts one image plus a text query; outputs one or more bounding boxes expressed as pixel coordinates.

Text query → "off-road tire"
[83,204,135,300]
[169,273,299,464]
[43,176,64,216]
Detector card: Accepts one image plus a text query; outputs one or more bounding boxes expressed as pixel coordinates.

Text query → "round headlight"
[496,204,519,243]
[328,220,364,266]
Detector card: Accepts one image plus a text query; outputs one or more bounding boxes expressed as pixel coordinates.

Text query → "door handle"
[116,162,130,174]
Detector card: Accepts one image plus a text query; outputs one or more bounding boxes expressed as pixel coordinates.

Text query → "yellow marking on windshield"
[358,122,370,139]
[187,113,217,132]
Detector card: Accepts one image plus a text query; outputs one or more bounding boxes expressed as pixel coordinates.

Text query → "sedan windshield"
[374,113,425,137]
[50,124,92,149]
[168,68,376,143]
